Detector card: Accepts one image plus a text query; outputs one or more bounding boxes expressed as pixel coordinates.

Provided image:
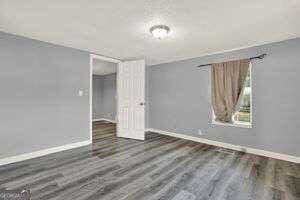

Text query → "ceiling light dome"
[150,25,170,39]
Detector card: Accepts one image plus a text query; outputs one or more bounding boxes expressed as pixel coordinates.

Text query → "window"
[212,64,252,128]
[233,66,251,125]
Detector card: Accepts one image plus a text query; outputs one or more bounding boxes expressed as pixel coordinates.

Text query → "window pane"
[233,68,251,123]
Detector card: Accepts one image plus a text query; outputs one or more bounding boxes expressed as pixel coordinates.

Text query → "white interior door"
[117,60,145,140]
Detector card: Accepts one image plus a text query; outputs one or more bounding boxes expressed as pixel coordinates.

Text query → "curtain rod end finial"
[259,54,267,59]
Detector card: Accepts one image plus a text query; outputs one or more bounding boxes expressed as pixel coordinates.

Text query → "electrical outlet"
[198,129,202,135]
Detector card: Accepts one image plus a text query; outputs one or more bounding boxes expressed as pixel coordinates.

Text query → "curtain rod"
[197,53,267,68]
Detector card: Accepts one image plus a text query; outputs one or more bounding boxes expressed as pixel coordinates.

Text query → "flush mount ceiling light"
[149,25,170,39]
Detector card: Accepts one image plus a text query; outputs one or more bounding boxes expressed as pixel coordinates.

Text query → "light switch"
[198,129,202,135]
[78,90,84,96]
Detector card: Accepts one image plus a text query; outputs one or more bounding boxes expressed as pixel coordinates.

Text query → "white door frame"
[89,54,122,143]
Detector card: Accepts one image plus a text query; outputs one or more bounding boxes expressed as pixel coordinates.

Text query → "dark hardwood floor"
[0,120,299,200]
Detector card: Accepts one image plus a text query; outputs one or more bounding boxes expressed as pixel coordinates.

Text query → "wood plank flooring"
[0,120,299,200]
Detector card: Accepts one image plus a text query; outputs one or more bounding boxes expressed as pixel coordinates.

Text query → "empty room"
[0,1,299,200]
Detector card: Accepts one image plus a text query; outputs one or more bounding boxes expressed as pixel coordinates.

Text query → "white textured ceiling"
[93,59,117,76]
[0,0,299,65]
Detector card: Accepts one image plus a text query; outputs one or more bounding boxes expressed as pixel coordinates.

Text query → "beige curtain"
[211,59,250,123]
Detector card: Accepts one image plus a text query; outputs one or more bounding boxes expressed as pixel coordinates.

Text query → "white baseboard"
[2,128,298,166]
[93,118,117,123]
[0,140,91,166]
[147,128,300,164]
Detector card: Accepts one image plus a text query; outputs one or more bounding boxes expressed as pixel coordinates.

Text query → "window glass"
[233,67,251,124]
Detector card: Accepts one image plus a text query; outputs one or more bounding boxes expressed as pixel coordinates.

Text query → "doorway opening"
[89,54,146,142]
[89,54,121,143]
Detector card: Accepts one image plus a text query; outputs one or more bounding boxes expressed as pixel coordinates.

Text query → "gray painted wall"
[147,38,300,157]
[92,74,116,121]
[93,75,102,119]
[0,31,90,159]
[1,30,299,160]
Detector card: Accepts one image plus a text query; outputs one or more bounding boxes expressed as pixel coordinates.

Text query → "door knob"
[139,102,144,106]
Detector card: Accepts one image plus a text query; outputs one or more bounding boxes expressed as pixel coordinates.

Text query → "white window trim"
[211,62,252,129]
[211,116,252,128]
